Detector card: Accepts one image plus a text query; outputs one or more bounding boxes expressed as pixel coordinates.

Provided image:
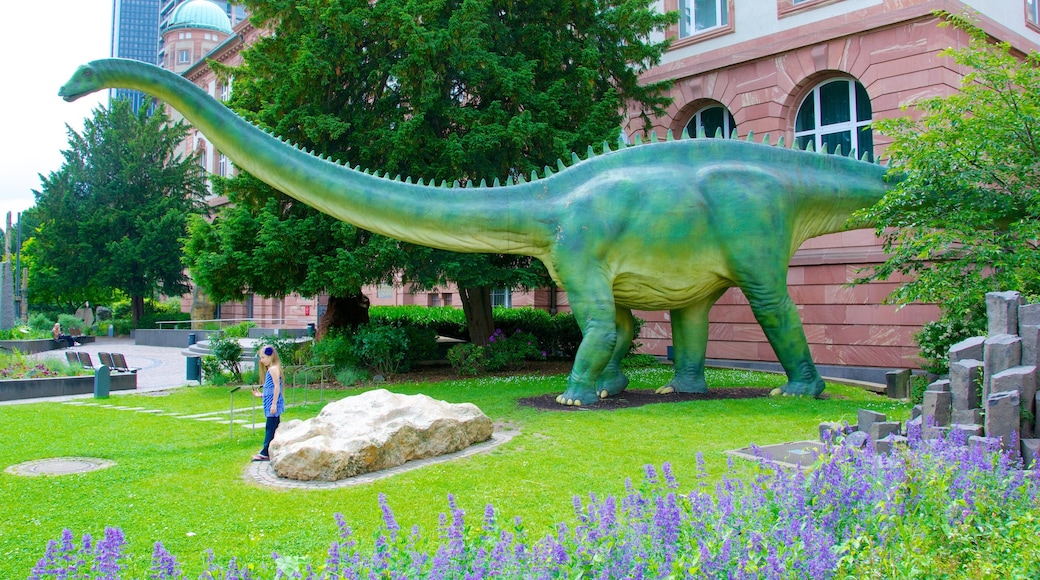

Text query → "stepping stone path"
[6,457,115,476]
[62,400,266,430]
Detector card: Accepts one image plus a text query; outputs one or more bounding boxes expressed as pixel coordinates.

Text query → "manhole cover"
[6,457,116,476]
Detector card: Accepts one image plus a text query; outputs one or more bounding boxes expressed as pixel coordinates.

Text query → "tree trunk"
[316,292,371,340]
[459,285,494,346]
[131,295,145,329]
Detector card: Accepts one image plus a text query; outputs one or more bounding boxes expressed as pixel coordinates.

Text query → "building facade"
[170,0,1040,379]
[619,0,1040,376]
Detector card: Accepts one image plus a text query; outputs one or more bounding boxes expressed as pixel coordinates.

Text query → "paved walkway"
[4,337,199,405]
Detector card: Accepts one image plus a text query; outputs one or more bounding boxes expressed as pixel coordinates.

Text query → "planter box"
[0,373,137,402]
[0,336,95,354]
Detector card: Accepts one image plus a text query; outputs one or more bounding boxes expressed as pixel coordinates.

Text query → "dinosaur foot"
[655,378,708,395]
[555,389,600,406]
[772,379,825,397]
[595,374,630,399]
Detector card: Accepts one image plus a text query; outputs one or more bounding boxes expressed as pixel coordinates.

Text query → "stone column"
[986,291,1022,336]
[983,334,1021,402]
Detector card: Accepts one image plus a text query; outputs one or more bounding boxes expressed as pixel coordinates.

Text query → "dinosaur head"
[59,63,104,102]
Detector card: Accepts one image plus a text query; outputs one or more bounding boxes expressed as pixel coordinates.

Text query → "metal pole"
[229,386,241,438]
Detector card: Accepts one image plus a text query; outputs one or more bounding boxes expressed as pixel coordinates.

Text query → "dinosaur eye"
[84,70,93,77]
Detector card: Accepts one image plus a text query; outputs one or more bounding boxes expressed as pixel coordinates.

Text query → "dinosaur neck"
[90,59,550,257]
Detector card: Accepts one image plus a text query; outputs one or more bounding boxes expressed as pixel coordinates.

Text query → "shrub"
[222,321,256,339]
[308,329,358,370]
[28,313,54,334]
[30,432,1040,579]
[351,324,409,376]
[447,328,545,375]
[200,355,223,385]
[621,353,660,369]
[208,333,243,380]
[915,314,985,375]
[58,313,86,334]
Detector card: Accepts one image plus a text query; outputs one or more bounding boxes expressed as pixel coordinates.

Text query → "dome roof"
[167,0,232,34]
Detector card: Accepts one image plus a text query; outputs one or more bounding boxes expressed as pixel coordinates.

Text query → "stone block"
[986,291,1022,336]
[910,404,922,420]
[922,390,952,428]
[948,335,985,363]
[843,430,869,448]
[905,415,923,436]
[857,409,886,434]
[885,369,911,399]
[983,334,1022,401]
[968,435,1002,453]
[928,379,950,392]
[985,390,1022,457]
[949,423,984,440]
[923,425,950,440]
[992,365,1037,439]
[875,434,907,455]
[1022,439,1040,469]
[1021,325,1040,368]
[818,421,846,443]
[952,408,983,425]
[869,421,901,442]
[949,359,983,411]
[1020,304,1040,327]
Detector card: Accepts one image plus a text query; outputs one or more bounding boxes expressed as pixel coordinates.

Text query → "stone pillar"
[983,334,1021,402]
[949,336,985,364]
[922,389,952,428]
[857,409,886,434]
[0,260,13,330]
[991,365,1037,439]
[985,390,1021,458]
[986,291,1022,336]
[949,359,983,411]
[885,369,911,400]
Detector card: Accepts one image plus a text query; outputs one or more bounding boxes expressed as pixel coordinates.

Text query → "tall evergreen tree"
[185,0,675,343]
[27,100,206,325]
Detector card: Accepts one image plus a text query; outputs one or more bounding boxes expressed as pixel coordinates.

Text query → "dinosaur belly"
[612,271,731,311]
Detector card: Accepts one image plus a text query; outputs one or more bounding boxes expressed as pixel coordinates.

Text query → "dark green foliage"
[446,328,545,375]
[185,0,675,342]
[369,306,468,338]
[109,297,190,331]
[209,332,244,380]
[855,14,1040,351]
[27,100,206,325]
[914,315,986,376]
[351,324,410,376]
[621,353,661,369]
[307,329,360,370]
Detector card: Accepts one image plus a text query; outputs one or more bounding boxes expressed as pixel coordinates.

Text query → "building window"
[442,293,452,306]
[492,288,512,308]
[1029,0,1040,29]
[217,154,229,177]
[376,284,393,299]
[220,82,231,102]
[428,293,441,307]
[684,104,736,139]
[679,0,730,37]
[793,79,873,161]
[178,49,190,64]
[778,0,845,17]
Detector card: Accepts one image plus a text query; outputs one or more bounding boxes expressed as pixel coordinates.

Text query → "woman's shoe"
[252,454,270,461]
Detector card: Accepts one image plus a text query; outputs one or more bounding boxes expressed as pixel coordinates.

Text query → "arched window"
[794,79,873,160]
[684,104,736,138]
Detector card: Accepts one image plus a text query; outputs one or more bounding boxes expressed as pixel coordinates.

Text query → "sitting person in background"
[52,322,75,348]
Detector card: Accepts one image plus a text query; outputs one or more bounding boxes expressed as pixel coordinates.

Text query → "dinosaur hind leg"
[656,291,724,394]
[595,306,635,399]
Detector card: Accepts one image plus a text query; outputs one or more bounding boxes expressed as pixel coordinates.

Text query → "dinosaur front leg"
[594,306,635,399]
[656,293,723,394]
[555,278,618,406]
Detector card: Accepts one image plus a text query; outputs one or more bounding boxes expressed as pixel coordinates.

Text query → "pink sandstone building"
[170,0,1039,378]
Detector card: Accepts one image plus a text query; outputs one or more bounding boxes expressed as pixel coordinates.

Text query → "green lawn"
[0,366,907,577]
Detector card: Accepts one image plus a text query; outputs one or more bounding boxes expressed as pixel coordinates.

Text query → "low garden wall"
[0,372,136,402]
[0,336,96,355]
[135,328,309,348]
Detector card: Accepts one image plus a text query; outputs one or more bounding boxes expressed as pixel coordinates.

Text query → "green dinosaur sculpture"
[60,59,896,405]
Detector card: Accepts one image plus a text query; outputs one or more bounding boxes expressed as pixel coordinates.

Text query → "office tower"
[110,0,162,112]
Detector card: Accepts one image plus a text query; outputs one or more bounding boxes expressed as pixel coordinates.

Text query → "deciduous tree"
[27,100,206,325]
[185,0,675,344]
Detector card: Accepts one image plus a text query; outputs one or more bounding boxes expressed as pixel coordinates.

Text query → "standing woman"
[252,345,284,461]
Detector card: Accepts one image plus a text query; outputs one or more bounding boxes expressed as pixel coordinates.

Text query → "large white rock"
[269,389,493,481]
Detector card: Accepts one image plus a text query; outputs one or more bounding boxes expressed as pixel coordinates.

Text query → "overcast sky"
[0,0,111,224]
